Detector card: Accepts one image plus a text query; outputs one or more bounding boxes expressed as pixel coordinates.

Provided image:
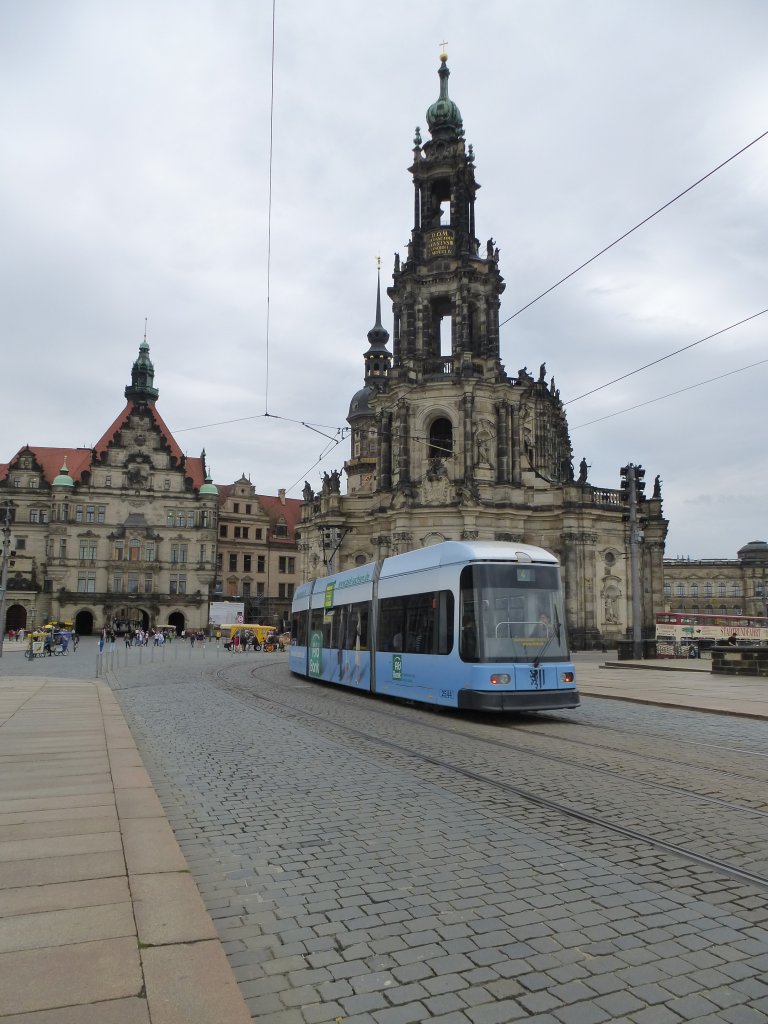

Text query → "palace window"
[690,583,698,598]
[704,582,713,597]
[718,582,726,597]
[675,583,685,597]
[171,543,187,564]
[279,556,296,574]
[79,541,97,561]
[113,574,123,593]
[243,555,251,572]
[129,542,141,561]
[86,505,95,523]
[127,573,139,594]
[77,572,96,593]
[229,554,237,572]
[731,582,741,597]
[170,574,187,595]
[114,541,124,561]
[97,506,106,523]
[219,525,228,538]
[144,574,153,593]
[59,539,67,558]
[145,542,155,561]
[663,581,671,598]
[257,556,265,573]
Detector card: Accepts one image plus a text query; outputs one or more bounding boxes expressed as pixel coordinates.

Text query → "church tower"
[300,55,667,648]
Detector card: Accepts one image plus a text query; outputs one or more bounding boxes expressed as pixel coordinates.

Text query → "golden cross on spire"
[376,254,381,271]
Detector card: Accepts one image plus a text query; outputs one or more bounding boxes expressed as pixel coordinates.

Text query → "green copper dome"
[199,475,218,496]
[52,459,75,488]
[426,55,463,139]
[125,339,159,403]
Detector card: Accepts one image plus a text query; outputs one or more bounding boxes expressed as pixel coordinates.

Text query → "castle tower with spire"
[300,55,667,646]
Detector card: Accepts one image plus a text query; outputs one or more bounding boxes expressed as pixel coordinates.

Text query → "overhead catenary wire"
[499,126,768,326]
[571,357,768,431]
[263,0,277,414]
[563,307,768,406]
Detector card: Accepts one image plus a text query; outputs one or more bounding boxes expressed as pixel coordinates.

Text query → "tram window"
[343,603,369,649]
[292,612,308,647]
[379,591,453,655]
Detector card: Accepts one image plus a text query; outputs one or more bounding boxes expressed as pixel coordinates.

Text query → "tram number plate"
[530,668,544,689]
[440,689,454,700]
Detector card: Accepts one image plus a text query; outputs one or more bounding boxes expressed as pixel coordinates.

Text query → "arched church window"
[429,418,453,459]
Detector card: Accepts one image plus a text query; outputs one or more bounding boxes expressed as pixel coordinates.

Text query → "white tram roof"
[293,541,559,607]
[379,540,558,579]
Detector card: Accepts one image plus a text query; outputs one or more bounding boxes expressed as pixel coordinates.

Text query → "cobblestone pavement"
[97,647,768,1023]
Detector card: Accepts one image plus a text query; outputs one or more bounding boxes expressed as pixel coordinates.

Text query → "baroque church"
[298,55,668,648]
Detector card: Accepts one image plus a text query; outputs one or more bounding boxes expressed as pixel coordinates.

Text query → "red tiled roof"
[92,401,204,489]
[184,456,206,490]
[3,406,206,492]
[93,402,185,465]
[1,446,94,485]
[256,494,303,542]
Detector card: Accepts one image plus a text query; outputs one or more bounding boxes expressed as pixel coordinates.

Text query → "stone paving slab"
[141,940,253,1024]
[132,871,219,945]
[0,675,252,1024]
[0,876,130,918]
[0,900,136,954]
[0,936,142,1015]
[0,996,151,1024]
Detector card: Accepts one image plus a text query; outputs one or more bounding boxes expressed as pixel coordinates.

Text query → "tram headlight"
[490,673,511,686]
[560,671,574,683]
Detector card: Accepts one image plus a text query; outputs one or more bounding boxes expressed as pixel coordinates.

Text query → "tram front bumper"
[457,688,581,712]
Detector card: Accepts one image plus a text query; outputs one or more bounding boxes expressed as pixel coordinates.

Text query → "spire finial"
[439,41,448,62]
[143,317,147,343]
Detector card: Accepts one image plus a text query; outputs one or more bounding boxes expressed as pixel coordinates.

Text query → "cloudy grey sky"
[1,0,766,558]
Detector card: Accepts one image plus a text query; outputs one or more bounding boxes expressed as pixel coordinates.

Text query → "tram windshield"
[460,562,568,663]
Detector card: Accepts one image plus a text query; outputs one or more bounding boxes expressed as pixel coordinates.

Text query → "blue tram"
[289,540,579,712]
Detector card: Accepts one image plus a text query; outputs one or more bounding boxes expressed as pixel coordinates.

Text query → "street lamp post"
[0,503,13,659]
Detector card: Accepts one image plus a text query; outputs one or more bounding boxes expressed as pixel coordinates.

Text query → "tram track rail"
[207,659,768,894]
[221,661,768,816]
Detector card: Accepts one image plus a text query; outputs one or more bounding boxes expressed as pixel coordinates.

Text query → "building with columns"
[663,541,768,619]
[298,55,668,648]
